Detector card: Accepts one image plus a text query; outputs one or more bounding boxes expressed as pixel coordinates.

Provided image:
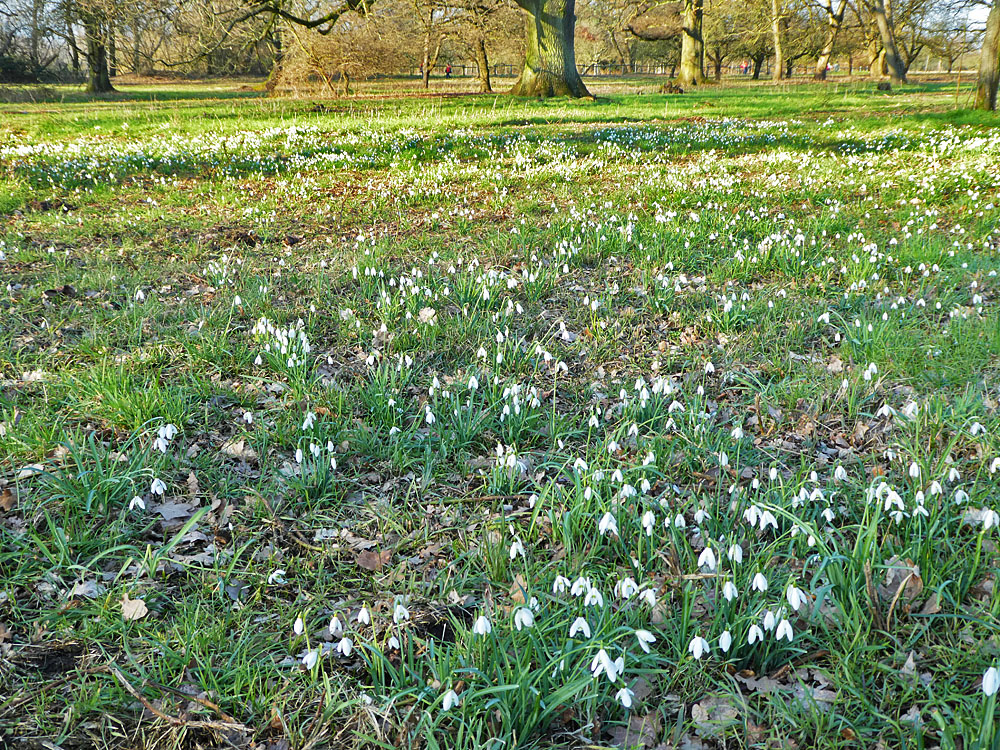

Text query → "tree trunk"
[771,0,784,80]
[752,54,764,79]
[974,0,1000,110]
[814,0,847,80]
[677,0,703,87]
[66,19,81,74]
[869,0,905,84]
[713,51,722,81]
[475,37,492,92]
[84,17,114,93]
[510,0,590,97]
[108,23,117,77]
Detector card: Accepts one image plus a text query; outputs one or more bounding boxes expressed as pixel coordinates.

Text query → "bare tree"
[975,0,999,108]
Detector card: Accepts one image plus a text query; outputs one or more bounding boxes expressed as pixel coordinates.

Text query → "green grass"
[1,77,1000,750]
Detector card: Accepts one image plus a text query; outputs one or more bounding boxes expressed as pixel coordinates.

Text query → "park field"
[1,79,1000,749]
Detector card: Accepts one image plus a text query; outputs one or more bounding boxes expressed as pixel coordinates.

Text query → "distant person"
[445,65,452,78]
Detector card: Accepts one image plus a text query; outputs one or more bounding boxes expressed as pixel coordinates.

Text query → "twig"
[886,572,913,631]
[144,679,239,724]
[864,561,886,630]
[110,665,247,733]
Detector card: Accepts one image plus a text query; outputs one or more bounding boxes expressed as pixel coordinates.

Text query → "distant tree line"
[0,0,996,107]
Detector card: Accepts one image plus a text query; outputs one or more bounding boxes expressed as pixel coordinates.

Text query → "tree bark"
[108,22,117,77]
[677,0,703,87]
[974,0,1000,110]
[510,0,590,97]
[771,0,784,80]
[868,0,905,83]
[84,16,114,93]
[752,54,764,79]
[475,37,492,92]
[814,0,847,80]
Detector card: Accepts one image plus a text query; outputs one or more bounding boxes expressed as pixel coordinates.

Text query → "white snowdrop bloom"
[769,467,778,481]
[295,448,304,464]
[388,635,400,650]
[553,575,571,594]
[949,467,962,482]
[615,686,635,709]
[617,577,639,599]
[748,625,764,644]
[984,667,1000,697]
[302,649,320,670]
[751,573,769,592]
[243,411,253,424]
[698,547,717,571]
[639,588,657,607]
[727,544,743,564]
[929,480,943,496]
[293,616,305,636]
[688,636,710,660]
[763,610,776,631]
[584,587,605,607]
[834,465,848,482]
[909,462,921,479]
[743,505,760,527]
[599,512,619,536]
[759,511,778,531]
[635,629,656,653]
[786,585,808,612]
[674,514,686,529]
[302,412,316,430]
[329,616,343,637]
[775,619,794,642]
[569,617,591,639]
[150,478,166,496]
[723,581,739,602]
[337,637,353,656]
[135,289,146,302]
[992,458,1000,474]
[513,607,535,630]
[509,539,525,560]
[955,489,970,504]
[356,607,371,625]
[573,458,588,472]
[590,648,618,682]
[705,361,715,374]
[267,569,286,585]
[719,630,733,653]
[442,689,461,712]
[694,509,710,525]
[473,615,492,636]
[641,511,656,536]
[129,496,145,511]
[571,576,591,597]
[393,603,410,623]
[468,375,479,390]
[731,426,744,440]
[984,510,1000,530]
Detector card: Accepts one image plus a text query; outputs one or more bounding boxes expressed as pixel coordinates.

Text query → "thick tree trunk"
[677,0,703,87]
[510,0,590,97]
[475,37,492,92]
[84,17,114,93]
[108,23,117,77]
[66,19,81,74]
[752,54,764,79]
[771,0,784,80]
[869,0,905,84]
[974,0,1000,111]
[814,0,847,80]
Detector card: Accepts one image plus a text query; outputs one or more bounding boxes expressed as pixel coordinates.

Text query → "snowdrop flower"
[553,575,571,594]
[442,689,461,711]
[509,539,525,560]
[129,496,145,511]
[763,610,776,631]
[513,607,534,630]
[775,619,794,642]
[727,544,743,564]
[267,569,286,585]
[786,585,808,611]
[243,411,253,424]
[473,615,492,636]
[635,629,656,653]
[393,603,410,623]
[468,375,479,390]
[748,625,764,644]
[293,615,305,636]
[569,617,591,639]
[723,581,739,602]
[590,649,618,682]
[150,478,166,496]
[584,587,605,607]
[641,510,656,536]
[908,462,921,479]
[615,686,635,709]
[329,616,343,637]
[302,649,320,669]
[834,465,848,482]
[337,637,353,656]
[599,512,619,536]
[688,636,710,660]
[698,547,717,571]
[356,607,371,625]
[984,510,1000,530]
[751,573,769,592]
[719,630,732,653]
[984,667,1000,697]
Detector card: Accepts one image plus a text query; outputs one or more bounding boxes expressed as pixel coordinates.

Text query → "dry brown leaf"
[0,488,14,512]
[220,438,257,461]
[121,594,148,621]
[508,574,529,605]
[356,549,392,571]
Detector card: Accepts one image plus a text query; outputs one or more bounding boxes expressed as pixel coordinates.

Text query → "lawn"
[1,78,1000,750]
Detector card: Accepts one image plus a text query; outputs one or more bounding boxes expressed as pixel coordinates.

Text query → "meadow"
[1,78,1000,749]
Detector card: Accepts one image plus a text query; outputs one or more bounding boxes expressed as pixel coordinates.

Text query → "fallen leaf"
[0,488,14,512]
[121,594,148,621]
[152,501,194,521]
[69,580,105,599]
[356,549,392,571]
[220,438,257,461]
